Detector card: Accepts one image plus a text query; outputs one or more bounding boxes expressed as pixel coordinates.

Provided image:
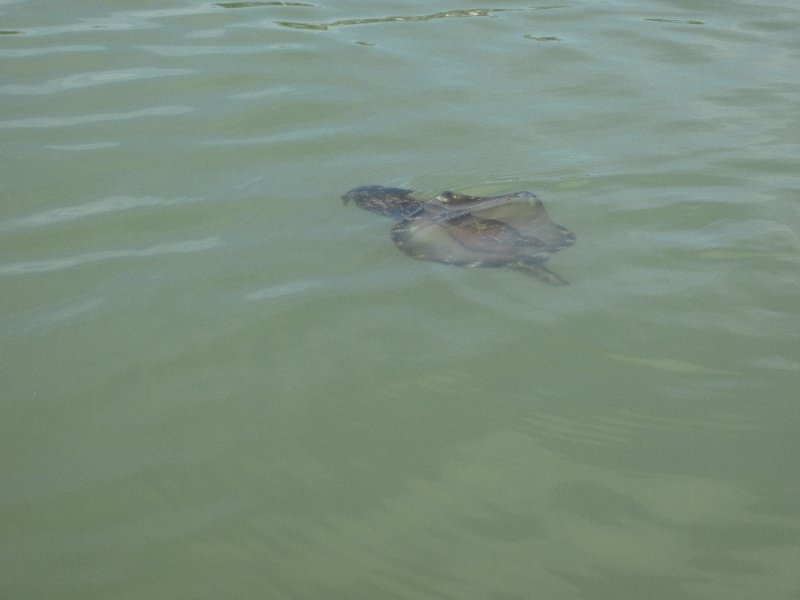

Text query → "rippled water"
[2,1,800,598]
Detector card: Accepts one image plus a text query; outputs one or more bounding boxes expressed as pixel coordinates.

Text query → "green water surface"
[2,1,799,598]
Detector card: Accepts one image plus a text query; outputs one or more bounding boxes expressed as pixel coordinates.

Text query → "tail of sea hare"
[507,261,569,286]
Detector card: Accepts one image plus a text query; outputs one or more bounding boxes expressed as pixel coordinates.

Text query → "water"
[2,0,799,598]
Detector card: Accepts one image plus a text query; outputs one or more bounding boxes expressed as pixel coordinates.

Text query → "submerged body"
[342,185,575,285]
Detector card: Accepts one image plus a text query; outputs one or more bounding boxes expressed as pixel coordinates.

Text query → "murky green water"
[2,1,799,598]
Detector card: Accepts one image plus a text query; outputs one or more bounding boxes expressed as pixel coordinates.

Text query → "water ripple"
[274,7,518,31]
[0,238,223,276]
[245,280,316,301]
[0,196,197,233]
[0,44,105,58]
[11,6,219,37]
[139,44,284,57]
[44,142,120,151]
[216,2,315,7]
[0,68,194,96]
[0,106,193,129]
